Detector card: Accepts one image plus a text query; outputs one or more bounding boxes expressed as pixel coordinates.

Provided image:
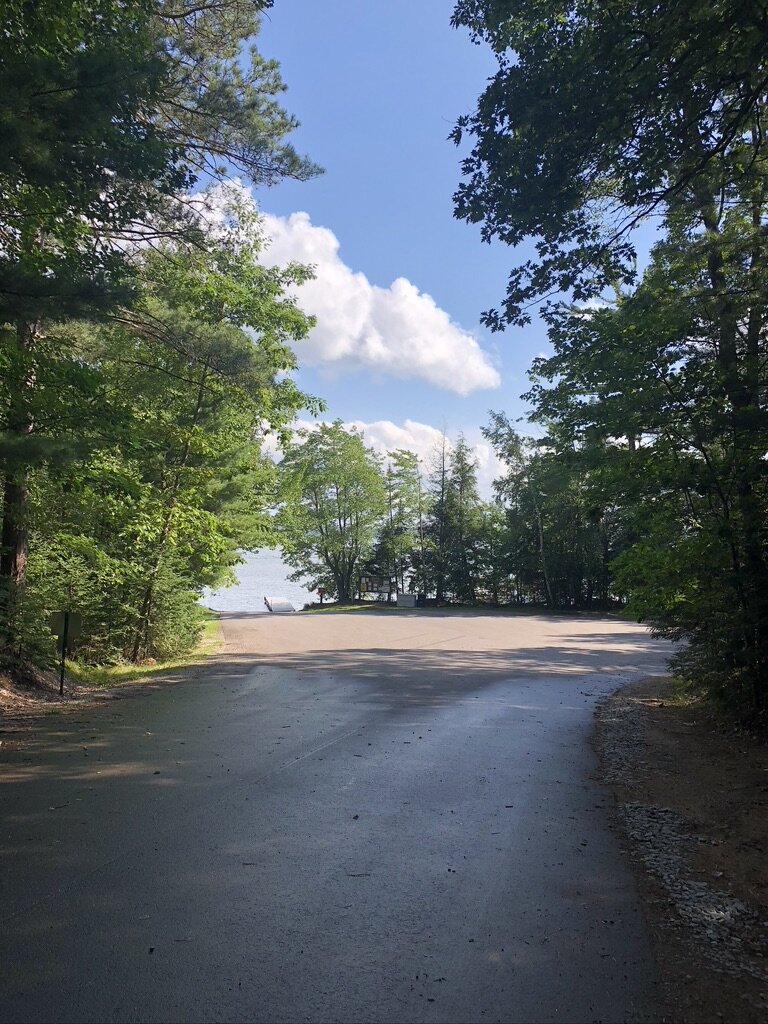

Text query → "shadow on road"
[0,615,671,792]
[239,638,671,692]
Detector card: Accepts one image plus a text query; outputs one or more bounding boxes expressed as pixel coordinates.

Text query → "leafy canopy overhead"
[0,0,321,322]
[451,0,768,325]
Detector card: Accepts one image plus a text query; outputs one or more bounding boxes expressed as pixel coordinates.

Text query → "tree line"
[450,0,768,716]
[0,1,321,669]
[274,418,627,613]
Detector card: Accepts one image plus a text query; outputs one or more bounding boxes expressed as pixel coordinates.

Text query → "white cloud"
[572,298,613,315]
[260,211,500,394]
[282,417,506,498]
[344,419,507,498]
[471,437,509,500]
[344,418,445,465]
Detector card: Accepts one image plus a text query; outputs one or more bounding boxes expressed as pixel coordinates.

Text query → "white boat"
[263,596,295,614]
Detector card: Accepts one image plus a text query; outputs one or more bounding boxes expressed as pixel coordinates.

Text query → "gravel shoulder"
[594,678,768,1022]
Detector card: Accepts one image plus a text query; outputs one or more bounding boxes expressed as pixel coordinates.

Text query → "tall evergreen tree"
[424,434,450,602]
[377,450,422,595]
[444,434,482,603]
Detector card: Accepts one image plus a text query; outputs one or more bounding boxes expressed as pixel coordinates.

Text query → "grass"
[67,610,223,689]
[301,600,627,616]
[302,600,396,613]
[665,674,702,707]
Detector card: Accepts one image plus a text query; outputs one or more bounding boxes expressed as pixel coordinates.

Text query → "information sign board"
[359,575,393,594]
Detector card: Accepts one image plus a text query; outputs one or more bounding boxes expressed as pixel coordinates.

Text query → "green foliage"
[0,1,183,327]
[373,450,424,596]
[142,558,208,662]
[525,218,768,705]
[442,435,483,603]
[472,502,508,605]
[157,0,320,186]
[276,423,387,602]
[1,186,317,668]
[0,2,320,670]
[454,0,768,714]
[482,413,619,609]
[421,434,451,601]
[451,0,768,326]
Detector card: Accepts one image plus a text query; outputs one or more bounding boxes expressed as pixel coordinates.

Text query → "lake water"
[201,548,314,613]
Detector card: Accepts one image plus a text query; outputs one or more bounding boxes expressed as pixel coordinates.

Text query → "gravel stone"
[596,687,768,989]
[618,802,768,981]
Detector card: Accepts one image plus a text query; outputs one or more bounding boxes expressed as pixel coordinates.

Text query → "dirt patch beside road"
[594,678,768,1022]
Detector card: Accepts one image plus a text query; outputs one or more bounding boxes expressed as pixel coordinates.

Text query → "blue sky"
[248,1,555,488]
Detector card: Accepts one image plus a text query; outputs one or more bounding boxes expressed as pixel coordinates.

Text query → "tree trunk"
[130,363,209,661]
[0,320,37,657]
[535,506,555,608]
[435,438,448,602]
[599,516,610,609]
[690,169,768,708]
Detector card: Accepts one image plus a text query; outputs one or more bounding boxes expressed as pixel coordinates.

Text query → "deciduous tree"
[453,0,768,710]
[276,423,386,602]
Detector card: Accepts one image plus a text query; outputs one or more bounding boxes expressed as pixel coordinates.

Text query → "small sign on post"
[50,611,82,695]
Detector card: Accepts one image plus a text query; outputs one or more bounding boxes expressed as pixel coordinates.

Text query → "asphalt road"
[1,610,671,1023]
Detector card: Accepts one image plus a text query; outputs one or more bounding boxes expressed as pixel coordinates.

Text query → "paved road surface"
[1,611,671,1023]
